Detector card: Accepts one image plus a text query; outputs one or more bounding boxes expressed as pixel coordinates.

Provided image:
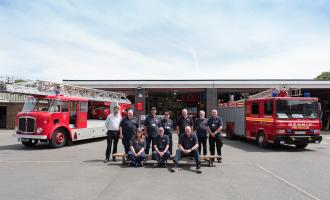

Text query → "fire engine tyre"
[257,132,268,148]
[21,140,38,147]
[295,143,308,149]
[226,127,235,140]
[50,128,67,148]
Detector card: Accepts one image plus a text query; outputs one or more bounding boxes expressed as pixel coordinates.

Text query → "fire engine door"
[69,101,78,128]
[249,102,261,138]
[262,101,274,137]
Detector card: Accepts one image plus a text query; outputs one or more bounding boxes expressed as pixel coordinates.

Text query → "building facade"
[64,79,330,130]
[2,79,330,130]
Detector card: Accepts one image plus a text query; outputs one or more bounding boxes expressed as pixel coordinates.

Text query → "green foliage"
[315,71,330,80]
[14,79,26,83]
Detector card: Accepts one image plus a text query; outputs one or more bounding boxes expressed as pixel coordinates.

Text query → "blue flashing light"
[271,91,278,97]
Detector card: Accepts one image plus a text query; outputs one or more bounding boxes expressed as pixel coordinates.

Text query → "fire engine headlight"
[276,129,286,134]
[310,129,320,134]
[36,127,43,134]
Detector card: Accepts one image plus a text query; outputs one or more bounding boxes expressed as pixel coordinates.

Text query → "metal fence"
[0,92,27,103]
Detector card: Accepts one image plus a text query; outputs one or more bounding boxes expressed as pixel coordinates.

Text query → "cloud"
[0,0,330,81]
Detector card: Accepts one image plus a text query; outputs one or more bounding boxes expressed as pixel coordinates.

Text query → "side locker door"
[77,101,88,129]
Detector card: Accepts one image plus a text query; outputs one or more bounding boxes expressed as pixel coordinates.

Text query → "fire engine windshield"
[22,97,52,112]
[276,100,318,119]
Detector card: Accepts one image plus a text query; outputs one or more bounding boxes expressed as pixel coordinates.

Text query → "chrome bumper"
[15,134,48,140]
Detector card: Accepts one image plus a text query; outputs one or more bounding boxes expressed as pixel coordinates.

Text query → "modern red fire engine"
[219,88,322,149]
[1,81,131,148]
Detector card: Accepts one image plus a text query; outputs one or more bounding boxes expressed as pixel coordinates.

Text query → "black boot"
[196,161,202,174]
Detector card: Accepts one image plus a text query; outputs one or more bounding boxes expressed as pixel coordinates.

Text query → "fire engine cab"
[220,88,322,149]
[1,81,131,148]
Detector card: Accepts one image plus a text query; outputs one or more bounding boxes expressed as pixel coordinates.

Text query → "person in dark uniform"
[207,109,223,163]
[152,127,171,167]
[176,108,194,138]
[161,111,174,154]
[195,110,208,156]
[128,129,146,167]
[119,109,139,154]
[171,126,201,173]
[144,107,161,154]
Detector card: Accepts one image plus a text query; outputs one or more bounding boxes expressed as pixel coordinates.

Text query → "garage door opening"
[0,106,7,128]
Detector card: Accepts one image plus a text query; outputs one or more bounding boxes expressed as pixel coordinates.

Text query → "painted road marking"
[255,163,320,200]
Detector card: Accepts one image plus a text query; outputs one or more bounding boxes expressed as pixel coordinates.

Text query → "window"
[61,101,69,112]
[264,101,273,115]
[252,102,259,115]
[80,101,88,112]
[276,100,318,119]
[49,100,61,112]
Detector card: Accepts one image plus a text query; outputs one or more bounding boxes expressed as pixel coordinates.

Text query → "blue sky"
[0,0,330,81]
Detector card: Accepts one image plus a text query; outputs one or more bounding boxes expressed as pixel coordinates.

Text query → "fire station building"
[2,79,330,130]
[63,79,330,130]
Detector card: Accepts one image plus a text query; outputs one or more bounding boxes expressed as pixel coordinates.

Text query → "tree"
[14,79,26,83]
[315,71,330,80]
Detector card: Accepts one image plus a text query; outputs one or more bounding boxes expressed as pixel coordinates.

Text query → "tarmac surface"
[1,130,330,200]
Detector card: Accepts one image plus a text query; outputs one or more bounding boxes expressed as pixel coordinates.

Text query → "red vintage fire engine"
[1,81,131,148]
[219,88,322,149]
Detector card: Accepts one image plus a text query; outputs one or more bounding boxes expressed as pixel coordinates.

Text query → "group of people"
[104,106,223,173]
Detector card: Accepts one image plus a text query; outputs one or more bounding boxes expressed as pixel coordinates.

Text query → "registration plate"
[295,131,305,134]
[21,138,30,142]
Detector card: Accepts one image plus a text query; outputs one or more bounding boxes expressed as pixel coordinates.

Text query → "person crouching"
[171,126,201,173]
[127,129,146,167]
[152,127,171,167]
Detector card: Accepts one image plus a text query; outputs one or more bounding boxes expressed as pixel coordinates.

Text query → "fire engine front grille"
[18,117,36,133]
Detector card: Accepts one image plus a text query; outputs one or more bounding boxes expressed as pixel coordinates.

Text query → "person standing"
[195,110,208,156]
[128,129,146,167]
[161,111,174,154]
[120,109,139,154]
[144,107,161,154]
[152,127,171,167]
[104,105,122,163]
[207,109,223,163]
[176,108,194,138]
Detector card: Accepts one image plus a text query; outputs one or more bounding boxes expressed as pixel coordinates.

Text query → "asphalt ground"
[0,130,330,200]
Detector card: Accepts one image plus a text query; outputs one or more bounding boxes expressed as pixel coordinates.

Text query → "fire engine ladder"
[248,88,278,99]
[248,87,302,99]
[0,80,131,104]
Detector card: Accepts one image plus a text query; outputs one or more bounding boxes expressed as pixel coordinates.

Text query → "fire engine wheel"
[257,132,268,148]
[50,129,67,148]
[295,143,308,149]
[21,140,38,147]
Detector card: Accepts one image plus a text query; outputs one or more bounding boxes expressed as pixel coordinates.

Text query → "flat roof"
[63,79,330,89]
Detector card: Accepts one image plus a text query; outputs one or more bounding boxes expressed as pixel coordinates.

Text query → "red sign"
[182,94,199,103]
[136,102,144,111]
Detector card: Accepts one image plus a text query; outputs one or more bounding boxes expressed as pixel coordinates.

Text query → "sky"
[0,0,330,81]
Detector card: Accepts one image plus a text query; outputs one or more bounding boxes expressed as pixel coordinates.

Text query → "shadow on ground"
[223,137,316,153]
[0,137,106,151]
